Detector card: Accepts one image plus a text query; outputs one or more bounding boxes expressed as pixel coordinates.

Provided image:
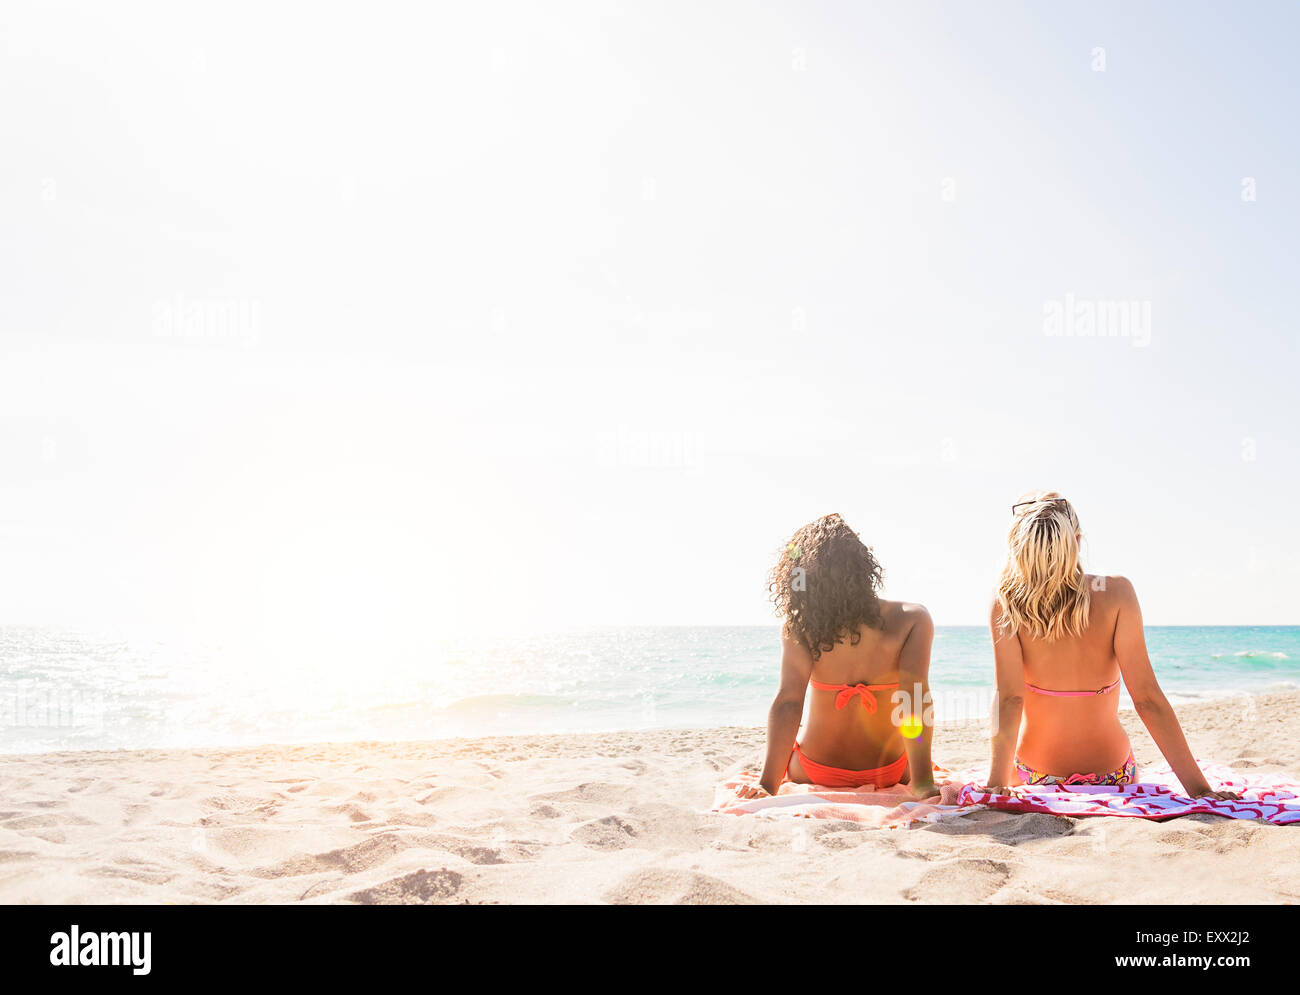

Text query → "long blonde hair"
[997,491,1090,642]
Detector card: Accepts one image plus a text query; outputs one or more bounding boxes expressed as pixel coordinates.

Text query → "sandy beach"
[3,690,1298,905]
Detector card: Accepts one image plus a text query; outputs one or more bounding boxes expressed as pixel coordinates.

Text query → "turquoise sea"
[1,625,1297,754]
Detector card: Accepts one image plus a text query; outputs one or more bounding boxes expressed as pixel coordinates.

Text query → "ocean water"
[1,625,1297,754]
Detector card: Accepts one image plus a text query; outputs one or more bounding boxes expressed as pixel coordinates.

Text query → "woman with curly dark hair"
[736,513,938,800]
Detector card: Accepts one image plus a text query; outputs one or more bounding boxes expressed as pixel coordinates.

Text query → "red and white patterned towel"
[958,763,1300,825]
[714,762,1300,826]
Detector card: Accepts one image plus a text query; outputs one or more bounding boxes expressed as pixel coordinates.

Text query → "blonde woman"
[984,492,1238,799]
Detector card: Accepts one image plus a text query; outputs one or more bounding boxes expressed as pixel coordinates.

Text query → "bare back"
[791,600,927,774]
[1010,575,1132,774]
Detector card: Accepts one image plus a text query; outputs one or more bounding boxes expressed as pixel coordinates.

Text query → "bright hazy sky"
[1,2,1297,647]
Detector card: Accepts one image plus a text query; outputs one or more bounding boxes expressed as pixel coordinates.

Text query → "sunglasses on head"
[1011,497,1069,515]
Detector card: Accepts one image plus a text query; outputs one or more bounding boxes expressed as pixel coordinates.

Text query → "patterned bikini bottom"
[1015,750,1138,787]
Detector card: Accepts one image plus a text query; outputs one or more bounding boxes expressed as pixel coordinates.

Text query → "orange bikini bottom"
[787,742,908,789]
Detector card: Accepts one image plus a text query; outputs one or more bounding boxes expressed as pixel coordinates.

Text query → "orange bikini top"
[810,679,899,713]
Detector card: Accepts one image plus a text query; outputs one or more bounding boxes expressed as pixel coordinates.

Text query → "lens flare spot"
[899,714,924,739]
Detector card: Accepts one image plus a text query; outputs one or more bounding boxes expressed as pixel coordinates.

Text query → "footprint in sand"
[408,833,511,865]
[5,813,95,831]
[987,812,1077,845]
[926,810,1075,845]
[201,793,262,811]
[88,861,174,885]
[815,826,870,850]
[1230,757,1280,768]
[379,811,440,829]
[904,858,1013,903]
[253,833,407,879]
[348,868,464,905]
[332,803,373,824]
[569,815,640,850]
[1211,824,1262,853]
[531,782,639,809]
[605,869,758,905]
[1151,826,1215,850]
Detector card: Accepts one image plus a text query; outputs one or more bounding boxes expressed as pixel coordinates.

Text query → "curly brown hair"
[767,513,884,660]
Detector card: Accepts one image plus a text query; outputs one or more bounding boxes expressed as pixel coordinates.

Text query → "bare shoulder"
[780,627,812,653]
[988,593,1005,626]
[779,628,815,670]
[988,594,1018,645]
[881,599,932,637]
[1090,574,1137,605]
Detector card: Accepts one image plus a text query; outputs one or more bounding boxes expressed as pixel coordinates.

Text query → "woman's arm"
[897,604,938,799]
[986,599,1025,790]
[1112,577,1239,800]
[740,632,814,797]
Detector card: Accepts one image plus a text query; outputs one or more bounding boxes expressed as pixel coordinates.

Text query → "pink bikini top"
[1025,677,1120,698]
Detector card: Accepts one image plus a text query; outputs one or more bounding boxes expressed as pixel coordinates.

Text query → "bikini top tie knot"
[810,679,900,713]
[835,684,880,712]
